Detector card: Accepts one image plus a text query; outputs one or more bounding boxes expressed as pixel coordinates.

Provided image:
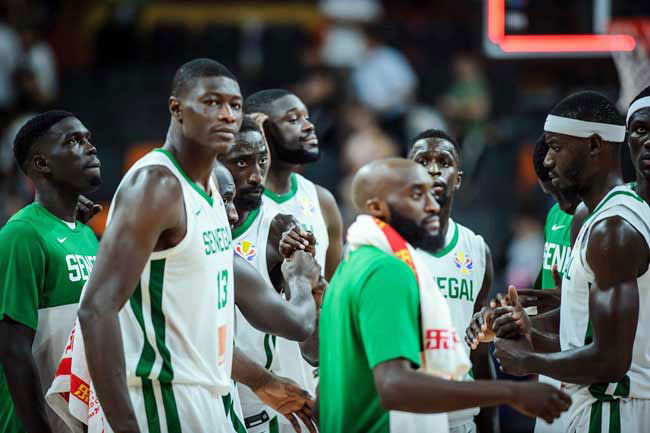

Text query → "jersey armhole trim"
[154,148,214,207]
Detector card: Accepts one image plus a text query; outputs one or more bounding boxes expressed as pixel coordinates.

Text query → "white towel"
[45,319,109,433]
[347,215,471,380]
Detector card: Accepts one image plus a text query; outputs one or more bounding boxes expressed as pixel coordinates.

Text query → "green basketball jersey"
[536,203,573,290]
[0,203,98,433]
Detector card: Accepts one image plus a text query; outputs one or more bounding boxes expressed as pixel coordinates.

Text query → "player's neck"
[165,128,217,194]
[233,208,251,230]
[636,175,650,204]
[580,169,623,212]
[266,160,298,195]
[34,182,79,223]
[438,204,453,243]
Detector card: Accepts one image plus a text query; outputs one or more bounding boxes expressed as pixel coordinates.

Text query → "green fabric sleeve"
[532,267,543,291]
[358,258,422,369]
[0,221,46,330]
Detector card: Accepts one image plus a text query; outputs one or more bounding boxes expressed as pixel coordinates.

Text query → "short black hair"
[243,89,292,115]
[13,110,75,173]
[532,134,550,182]
[171,58,237,96]
[238,115,263,136]
[550,91,624,126]
[407,129,461,159]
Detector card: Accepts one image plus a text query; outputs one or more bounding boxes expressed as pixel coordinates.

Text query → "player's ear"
[32,153,50,175]
[366,198,389,220]
[455,170,464,191]
[588,134,603,156]
[169,96,182,123]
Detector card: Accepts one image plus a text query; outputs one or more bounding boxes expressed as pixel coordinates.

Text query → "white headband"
[626,96,650,126]
[544,114,626,143]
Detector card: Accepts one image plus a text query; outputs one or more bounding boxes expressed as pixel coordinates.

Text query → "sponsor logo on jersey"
[454,251,473,275]
[425,328,461,350]
[298,194,316,217]
[235,240,256,262]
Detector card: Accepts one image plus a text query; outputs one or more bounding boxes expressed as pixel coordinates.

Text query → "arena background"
[0,1,649,431]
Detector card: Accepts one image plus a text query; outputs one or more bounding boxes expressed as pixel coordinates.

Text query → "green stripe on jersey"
[232,206,261,239]
[584,190,644,224]
[160,382,182,433]
[269,416,280,433]
[610,400,621,433]
[149,259,175,382]
[131,283,157,377]
[431,221,459,258]
[142,378,162,433]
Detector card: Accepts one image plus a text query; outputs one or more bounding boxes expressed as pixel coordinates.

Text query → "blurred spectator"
[0,9,20,111]
[17,25,58,106]
[505,204,544,289]
[337,104,399,226]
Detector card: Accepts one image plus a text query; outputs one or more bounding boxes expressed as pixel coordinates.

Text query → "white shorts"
[449,420,477,433]
[93,382,244,433]
[570,398,650,433]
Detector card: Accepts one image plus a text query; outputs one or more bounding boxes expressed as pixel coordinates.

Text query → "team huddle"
[0,57,649,433]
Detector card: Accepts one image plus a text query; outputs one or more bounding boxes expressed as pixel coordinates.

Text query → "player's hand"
[493,333,534,376]
[280,226,316,258]
[507,382,572,424]
[249,112,270,146]
[253,373,317,433]
[517,265,562,315]
[465,306,496,349]
[76,195,102,224]
[491,285,532,339]
[282,250,321,298]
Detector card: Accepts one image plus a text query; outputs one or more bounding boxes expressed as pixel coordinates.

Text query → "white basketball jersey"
[416,219,487,428]
[107,148,234,394]
[561,184,650,410]
[261,172,329,397]
[232,205,284,421]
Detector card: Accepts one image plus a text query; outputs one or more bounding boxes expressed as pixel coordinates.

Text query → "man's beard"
[389,207,445,254]
[234,189,263,213]
[274,144,321,164]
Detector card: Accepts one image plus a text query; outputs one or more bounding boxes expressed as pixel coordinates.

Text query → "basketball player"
[627,85,650,204]
[243,90,343,431]
[319,158,571,433]
[491,91,650,433]
[407,129,498,433]
[213,161,239,228]
[78,59,318,433]
[0,111,101,433]
[218,116,322,433]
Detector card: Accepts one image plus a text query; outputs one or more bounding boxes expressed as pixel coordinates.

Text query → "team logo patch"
[298,194,316,217]
[454,251,473,275]
[235,240,256,262]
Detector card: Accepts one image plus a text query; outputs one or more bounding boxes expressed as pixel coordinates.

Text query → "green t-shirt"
[319,246,421,433]
[0,203,98,433]
[533,203,573,290]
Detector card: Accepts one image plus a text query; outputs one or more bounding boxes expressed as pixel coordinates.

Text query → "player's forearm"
[299,312,319,366]
[282,275,317,340]
[530,328,561,353]
[78,306,140,433]
[526,344,626,385]
[0,346,53,433]
[231,346,273,391]
[470,345,499,433]
[379,370,515,413]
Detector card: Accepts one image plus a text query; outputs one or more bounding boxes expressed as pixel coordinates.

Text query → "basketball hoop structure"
[610,19,650,111]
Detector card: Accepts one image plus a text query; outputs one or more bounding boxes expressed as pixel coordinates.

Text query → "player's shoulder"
[119,164,182,204]
[350,246,415,277]
[1,204,46,236]
[0,216,42,247]
[453,219,486,248]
